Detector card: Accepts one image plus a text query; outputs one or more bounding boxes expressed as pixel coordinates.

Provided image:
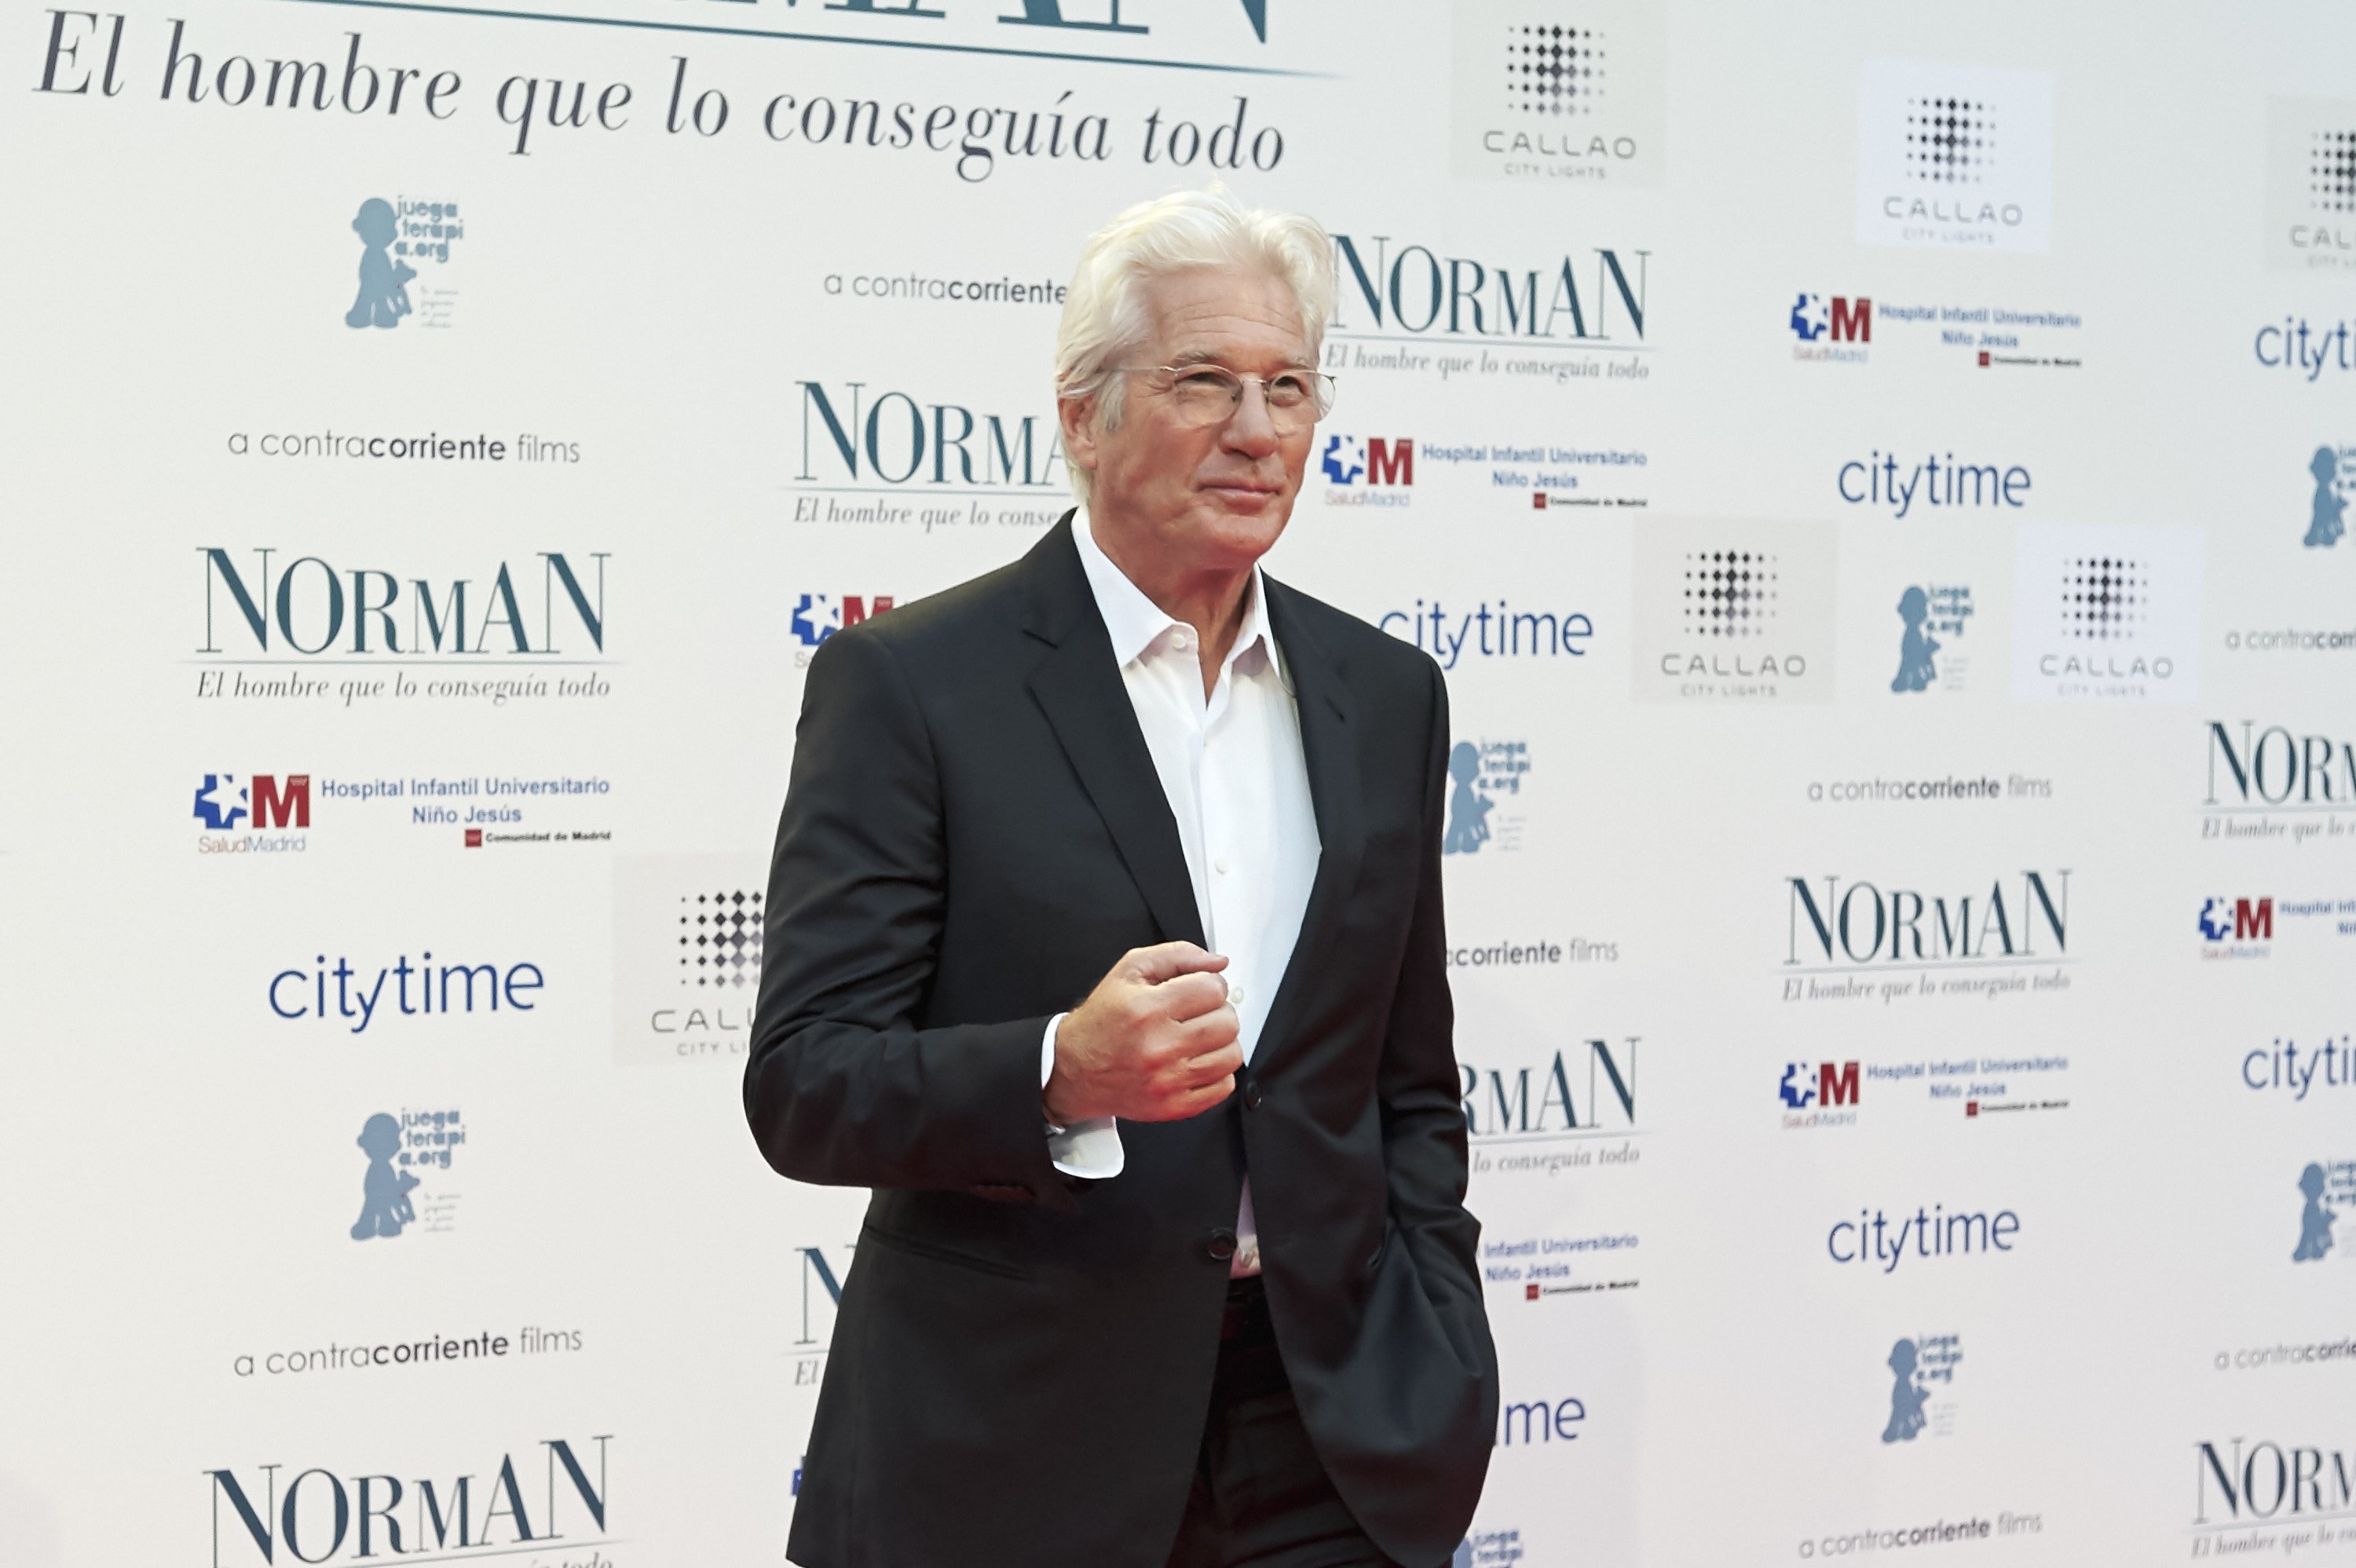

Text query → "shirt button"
[1205,1227,1238,1261]
[1228,983,1246,1006]
[1244,1081,1265,1111]
[1214,856,1232,875]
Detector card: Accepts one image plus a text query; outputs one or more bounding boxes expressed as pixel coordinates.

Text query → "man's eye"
[1173,371,1231,393]
[1265,375,1311,404]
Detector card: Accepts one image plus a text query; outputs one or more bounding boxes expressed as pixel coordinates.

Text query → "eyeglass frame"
[1107,363,1338,428]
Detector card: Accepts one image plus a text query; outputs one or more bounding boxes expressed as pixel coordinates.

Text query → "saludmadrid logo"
[194,770,310,854]
[206,1436,609,1563]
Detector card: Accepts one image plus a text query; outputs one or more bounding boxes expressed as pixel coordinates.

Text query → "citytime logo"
[1837,451,2032,517]
[1326,232,1649,355]
[1786,872,2071,970]
[269,953,546,1033]
[1319,435,1414,509]
[2194,1436,2356,1531]
[194,771,310,855]
[1827,1202,2021,1273]
[2244,1034,2356,1101]
[2252,316,2356,382]
[1376,598,1593,671]
[206,1437,609,1565]
[1790,292,1872,362]
[195,549,609,665]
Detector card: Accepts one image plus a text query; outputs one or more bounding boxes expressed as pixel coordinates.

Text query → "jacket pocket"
[859,1219,1033,1281]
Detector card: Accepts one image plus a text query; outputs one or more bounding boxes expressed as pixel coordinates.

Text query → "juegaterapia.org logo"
[344,196,464,331]
[2293,1160,2355,1264]
[1881,1332,1963,1442]
[2303,444,2351,546]
[349,1108,464,1240]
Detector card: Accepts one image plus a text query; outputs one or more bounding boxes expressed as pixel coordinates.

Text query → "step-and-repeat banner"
[4,1,2353,1563]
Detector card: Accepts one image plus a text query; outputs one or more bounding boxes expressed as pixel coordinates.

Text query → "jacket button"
[1205,1227,1238,1261]
[1243,1081,1265,1111]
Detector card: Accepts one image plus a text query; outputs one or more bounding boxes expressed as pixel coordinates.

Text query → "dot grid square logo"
[2010,523,2203,704]
[1857,60,2054,254]
[613,854,770,1064]
[1449,0,1664,188]
[2267,99,2356,273]
[1632,521,1837,704]
[679,888,763,991]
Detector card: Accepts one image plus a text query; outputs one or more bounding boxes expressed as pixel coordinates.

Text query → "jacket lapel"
[1254,579,1365,1070]
[1022,517,1207,949]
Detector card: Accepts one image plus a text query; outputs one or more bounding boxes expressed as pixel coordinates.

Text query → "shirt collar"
[1071,507,1288,691]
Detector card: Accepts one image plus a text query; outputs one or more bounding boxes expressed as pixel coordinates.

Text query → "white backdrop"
[5,1,2355,1563]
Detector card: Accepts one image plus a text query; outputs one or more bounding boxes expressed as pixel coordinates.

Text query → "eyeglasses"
[1115,365,1337,432]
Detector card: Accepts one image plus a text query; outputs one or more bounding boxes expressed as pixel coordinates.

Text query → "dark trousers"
[1164,1279,1428,1568]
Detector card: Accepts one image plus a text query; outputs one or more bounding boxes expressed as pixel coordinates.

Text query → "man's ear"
[1058,395,1099,480]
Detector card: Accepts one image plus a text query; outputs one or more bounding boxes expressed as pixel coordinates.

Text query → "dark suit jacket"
[745,515,1496,1568]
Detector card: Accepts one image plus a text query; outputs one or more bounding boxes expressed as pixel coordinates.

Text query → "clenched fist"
[1044,942,1242,1125]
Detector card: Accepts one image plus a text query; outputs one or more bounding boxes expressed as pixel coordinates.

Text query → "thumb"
[1125,941,1230,985]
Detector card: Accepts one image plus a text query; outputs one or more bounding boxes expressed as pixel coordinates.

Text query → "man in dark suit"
[745,188,1496,1568]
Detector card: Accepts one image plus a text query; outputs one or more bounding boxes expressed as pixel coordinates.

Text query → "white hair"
[1053,184,1335,503]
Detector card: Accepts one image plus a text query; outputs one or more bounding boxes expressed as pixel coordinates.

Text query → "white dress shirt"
[1040,510,1321,1277]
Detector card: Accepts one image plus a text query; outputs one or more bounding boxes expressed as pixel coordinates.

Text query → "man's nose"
[1220,381,1280,454]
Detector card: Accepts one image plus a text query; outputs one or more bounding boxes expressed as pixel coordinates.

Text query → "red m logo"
[1367,439,1414,487]
[2235,897,2274,941]
[1819,1062,1860,1107]
[252,774,309,829]
[1830,297,1871,343]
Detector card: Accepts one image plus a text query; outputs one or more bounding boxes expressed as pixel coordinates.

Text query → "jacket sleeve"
[742,624,1071,1208]
[1375,658,1493,1369]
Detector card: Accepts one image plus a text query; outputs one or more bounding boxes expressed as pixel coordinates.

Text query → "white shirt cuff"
[1041,1012,1124,1179]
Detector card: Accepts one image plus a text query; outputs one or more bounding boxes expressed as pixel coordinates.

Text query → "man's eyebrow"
[1162,347,1318,370]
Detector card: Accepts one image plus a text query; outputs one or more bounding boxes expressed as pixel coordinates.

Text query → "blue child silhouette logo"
[1890,586,1941,692]
[350,1113,420,1239]
[1441,738,1533,854]
[1453,1540,1475,1568]
[2306,446,2348,548]
[1443,741,1492,855]
[1320,434,1366,485]
[345,199,415,330]
[1882,1338,1928,1442]
[2295,1162,2337,1262]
